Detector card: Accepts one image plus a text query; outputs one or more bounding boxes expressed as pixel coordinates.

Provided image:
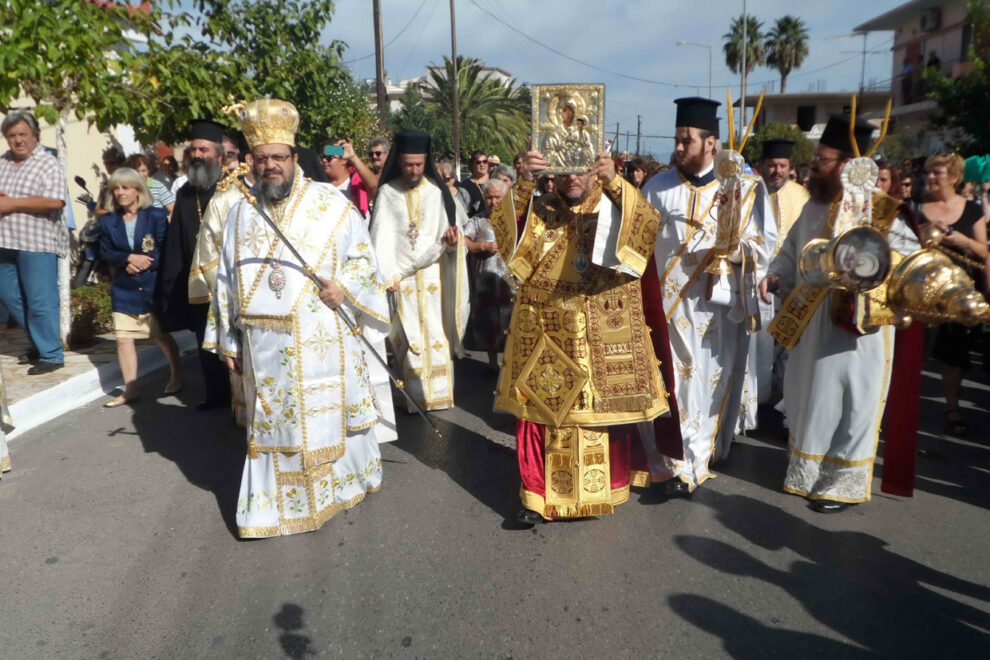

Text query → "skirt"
[113,312,162,340]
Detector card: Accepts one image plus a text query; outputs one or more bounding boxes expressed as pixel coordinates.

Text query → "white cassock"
[369,177,469,411]
[768,200,919,503]
[640,165,774,489]
[205,171,392,538]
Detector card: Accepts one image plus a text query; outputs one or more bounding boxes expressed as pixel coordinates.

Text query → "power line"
[467,0,686,88]
[341,0,430,64]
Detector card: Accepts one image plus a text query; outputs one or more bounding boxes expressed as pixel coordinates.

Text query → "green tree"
[765,16,809,93]
[189,0,377,148]
[741,122,814,165]
[0,0,176,343]
[388,85,454,156]
[924,0,990,154]
[408,56,531,163]
[723,14,766,77]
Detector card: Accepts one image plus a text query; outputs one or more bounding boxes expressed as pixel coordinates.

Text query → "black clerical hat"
[395,130,430,155]
[189,119,226,144]
[819,114,875,155]
[761,139,795,161]
[674,97,720,136]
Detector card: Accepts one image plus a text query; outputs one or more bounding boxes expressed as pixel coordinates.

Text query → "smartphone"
[323,144,345,158]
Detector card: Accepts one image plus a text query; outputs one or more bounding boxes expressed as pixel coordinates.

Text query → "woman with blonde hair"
[98,168,182,407]
[919,152,989,436]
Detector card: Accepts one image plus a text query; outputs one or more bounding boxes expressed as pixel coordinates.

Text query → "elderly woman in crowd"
[98,168,182,407]
[918,153,989,436]
[462,178,515,368]
[490,163,516,189]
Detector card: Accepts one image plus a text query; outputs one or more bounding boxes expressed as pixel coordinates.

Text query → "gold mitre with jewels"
[224,99,299,148]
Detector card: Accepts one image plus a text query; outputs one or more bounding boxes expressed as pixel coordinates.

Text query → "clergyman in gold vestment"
[491,151,671,525]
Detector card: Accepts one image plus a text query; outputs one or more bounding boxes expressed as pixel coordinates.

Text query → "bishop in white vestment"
[205,100,390,538]
[369,130,469,412]
[762,114,919,512]
[641,97,774,493]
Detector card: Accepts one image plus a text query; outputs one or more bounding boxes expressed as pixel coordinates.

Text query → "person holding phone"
[322,139,378,219]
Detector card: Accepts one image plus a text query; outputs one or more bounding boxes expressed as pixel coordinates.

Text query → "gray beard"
[765,180,785,194]
[187,160,222,190]
[257,172,294,203]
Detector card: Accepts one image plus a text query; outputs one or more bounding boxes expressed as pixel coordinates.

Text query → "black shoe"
[516,508,545,527]
[17,350,40,365]
[665,480,692,497]
[810,499,853,514]
[196,399,229,411]
[27,361,63,375]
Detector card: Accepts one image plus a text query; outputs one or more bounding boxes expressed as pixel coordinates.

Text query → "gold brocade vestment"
[493,178,669,517]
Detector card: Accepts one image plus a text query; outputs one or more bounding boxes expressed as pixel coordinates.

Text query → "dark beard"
[257,171,294,203]
[807,174,840,203]
[187,159,222,190]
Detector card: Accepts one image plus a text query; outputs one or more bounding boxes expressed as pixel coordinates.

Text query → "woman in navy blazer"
[98,167,182,407]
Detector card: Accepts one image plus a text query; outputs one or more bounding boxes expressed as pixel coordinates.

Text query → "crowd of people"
[1,94,988,533]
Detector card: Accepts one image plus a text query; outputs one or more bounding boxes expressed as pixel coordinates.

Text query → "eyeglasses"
[369,150,385,157]
[254,153,292,165]
[473,159,488,165]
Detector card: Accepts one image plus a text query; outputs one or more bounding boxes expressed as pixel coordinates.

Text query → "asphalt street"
[1,353,988,658]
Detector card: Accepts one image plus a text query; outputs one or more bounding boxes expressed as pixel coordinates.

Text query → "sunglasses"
[370,150,385,157]
[474,159,488,165]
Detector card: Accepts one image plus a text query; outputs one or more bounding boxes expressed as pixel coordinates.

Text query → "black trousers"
[193,303,231,404]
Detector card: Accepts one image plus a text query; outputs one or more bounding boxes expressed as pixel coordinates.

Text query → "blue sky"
[323,0,905,158]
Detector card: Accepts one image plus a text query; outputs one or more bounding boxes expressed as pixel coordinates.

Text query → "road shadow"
[670,489,990,657]
[125,354,245,537]
[389,357,519,521]
[668,594,876,659]
[273,603,316,659]
[730,360,990,510]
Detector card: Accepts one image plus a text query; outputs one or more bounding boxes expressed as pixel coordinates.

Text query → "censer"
[886,225,990,327]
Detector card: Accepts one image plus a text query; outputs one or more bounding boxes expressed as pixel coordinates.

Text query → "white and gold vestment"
[768,196,919,502]
[639,166,774,489]
[190,178,250,425]
[205,169,390,538]
[369,178,469,411]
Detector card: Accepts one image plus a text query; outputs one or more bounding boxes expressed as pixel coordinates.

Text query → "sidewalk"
[0,327,197,439]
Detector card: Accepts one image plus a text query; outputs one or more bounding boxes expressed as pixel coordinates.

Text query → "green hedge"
[69,283,113,346]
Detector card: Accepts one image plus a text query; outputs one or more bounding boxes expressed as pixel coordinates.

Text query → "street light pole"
[676,41,712,98]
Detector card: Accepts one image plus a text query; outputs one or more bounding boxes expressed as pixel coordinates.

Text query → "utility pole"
[372,0,388,130]
[615,122,620,151]
[636,115,642,156]
[449,0,462,179]
[860,33,867,91]
[740,0,747,138]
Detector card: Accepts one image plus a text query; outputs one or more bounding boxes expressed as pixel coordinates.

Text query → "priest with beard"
[759,114,919,513]
[155,119,232,409]
[368,130,469,412]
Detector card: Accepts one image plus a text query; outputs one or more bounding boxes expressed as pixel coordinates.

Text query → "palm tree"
[418,56,531,161]
[765,16,809,93]
[723,14,765,77]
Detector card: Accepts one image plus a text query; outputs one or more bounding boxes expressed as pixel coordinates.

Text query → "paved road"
[2,355,989,658]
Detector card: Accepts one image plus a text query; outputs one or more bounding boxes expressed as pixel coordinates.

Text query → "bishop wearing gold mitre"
[490,150,679,526]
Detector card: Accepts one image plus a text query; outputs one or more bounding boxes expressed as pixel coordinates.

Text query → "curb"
[8,331,199,441]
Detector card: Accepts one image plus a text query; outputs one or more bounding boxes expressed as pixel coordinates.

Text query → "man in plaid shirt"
[0,110,69,374]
